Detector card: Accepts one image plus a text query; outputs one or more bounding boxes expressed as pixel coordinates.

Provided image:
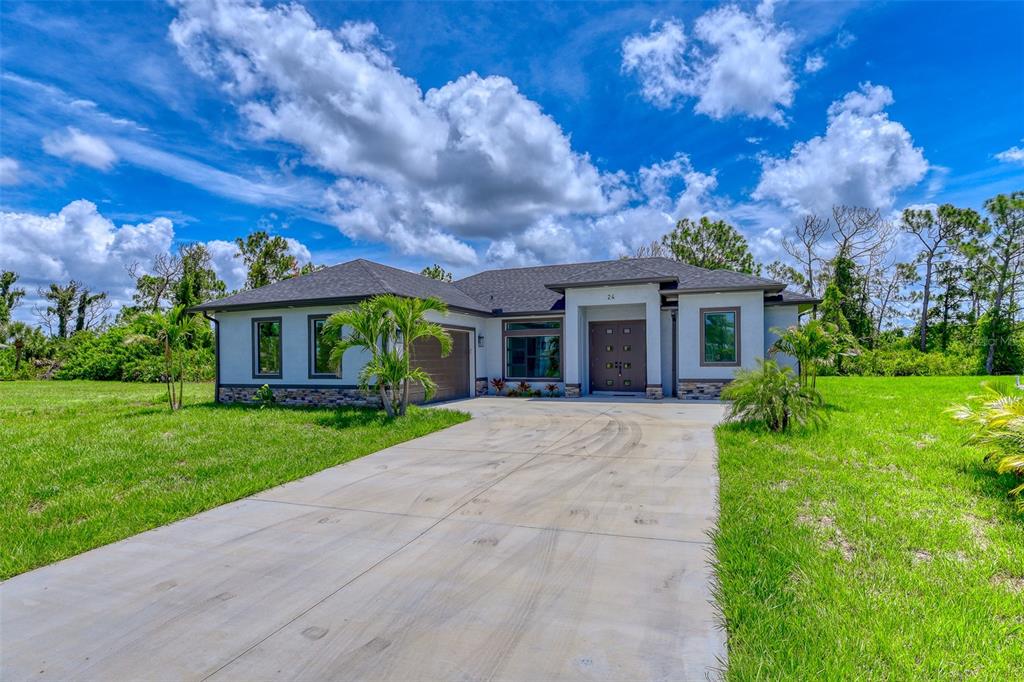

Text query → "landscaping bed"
[0,381,468,579]
[714,376,1024,679]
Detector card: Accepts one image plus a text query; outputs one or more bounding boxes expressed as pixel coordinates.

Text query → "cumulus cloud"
[0,199,314,320]
[169,0,622,265]
[753,83,929,214]
[0,157,21,185]
[621,0,796,124]
[996,144,1024,165]
[42,127,118,171]
[804,55,826,73]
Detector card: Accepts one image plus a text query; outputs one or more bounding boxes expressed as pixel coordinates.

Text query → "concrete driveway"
[1,397,727,681]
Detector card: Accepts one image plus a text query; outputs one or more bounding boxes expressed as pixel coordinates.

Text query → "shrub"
[722,359,825,432]
[545,383,560,397]
[516,381,532,396]
[490,377,506,395]
[950,382,1024,511]
[836,347,977,377]
[254,384,276,407]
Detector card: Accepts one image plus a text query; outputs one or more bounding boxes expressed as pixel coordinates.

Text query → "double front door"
[589,320,646,393]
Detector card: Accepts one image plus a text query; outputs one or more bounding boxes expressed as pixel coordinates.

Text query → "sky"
[1,0,1022,321]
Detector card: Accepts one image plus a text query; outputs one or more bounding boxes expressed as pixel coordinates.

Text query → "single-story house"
[192,257,818,405]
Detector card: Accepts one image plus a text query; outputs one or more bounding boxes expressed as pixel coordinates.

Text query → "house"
[192,257,818,405]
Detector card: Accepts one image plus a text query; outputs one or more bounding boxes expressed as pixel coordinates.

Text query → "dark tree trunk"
[919,255,933,352]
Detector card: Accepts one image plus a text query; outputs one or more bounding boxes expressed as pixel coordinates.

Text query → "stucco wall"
[215,305,487,392]
[676,290,765,380]
[660,309,675,395]
[764,305,800,370]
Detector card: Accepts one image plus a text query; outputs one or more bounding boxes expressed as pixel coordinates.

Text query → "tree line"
[634,191,1024,375]
[0,230,318,382]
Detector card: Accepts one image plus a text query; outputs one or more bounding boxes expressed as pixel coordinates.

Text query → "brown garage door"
[408,329,471,404]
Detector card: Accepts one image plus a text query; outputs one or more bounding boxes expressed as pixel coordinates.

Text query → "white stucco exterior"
[212,284,805,399]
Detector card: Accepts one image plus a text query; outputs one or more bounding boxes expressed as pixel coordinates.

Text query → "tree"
[901,204,982,352]
[173,243,226,309]
[129,253,183,312]
[376,295,452,415]
[782,214,829,297]
[820,280,853,371]
[37,282,79,338]
[234,231,300,289]
[631,241,670,259]
[2,321,46,372]
[662,217,760,274]
[981,192,1024,374]
[420,264,453,282]
[869,261,918,337]
[766,261,807,291]
[0,271,26,329]
[721,359,825,432]
[125,305,207,410]
[769,319,841,388]
[322,296,451,418]
[829,254,872,343]
[74,289,109,333]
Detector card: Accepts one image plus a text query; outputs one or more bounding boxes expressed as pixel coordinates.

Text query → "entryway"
[588,320,646,393]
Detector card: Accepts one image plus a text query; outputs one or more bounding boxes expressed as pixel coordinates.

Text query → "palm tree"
[769,319,846,387]
[125,305,206,410]
[323,295,452,417]
[377,295,452,415]
[2,321,45,372]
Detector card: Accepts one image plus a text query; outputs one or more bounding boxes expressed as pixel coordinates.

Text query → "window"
[309,315,340,378]
[701,308,740,365]
[504,319,562,379]
[252,317,282,378]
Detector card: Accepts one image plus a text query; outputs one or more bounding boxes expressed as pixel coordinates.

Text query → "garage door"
[409,328,471,404]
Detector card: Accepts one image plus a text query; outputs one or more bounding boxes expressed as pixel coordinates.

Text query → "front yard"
[715,376,1024,679]
[0,381,468,579]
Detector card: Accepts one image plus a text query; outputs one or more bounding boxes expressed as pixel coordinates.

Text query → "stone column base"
[475,378,489,396]
[645,385,664,400]
[564,383,581,398]
[677,379,730,400]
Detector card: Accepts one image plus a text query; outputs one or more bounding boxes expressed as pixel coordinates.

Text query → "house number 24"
[607,293,616,300]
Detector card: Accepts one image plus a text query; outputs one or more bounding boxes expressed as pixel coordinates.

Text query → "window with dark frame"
[253,318,282,377]
[504,319,562,379]
[309,315,341,377]
[702,309,738,364]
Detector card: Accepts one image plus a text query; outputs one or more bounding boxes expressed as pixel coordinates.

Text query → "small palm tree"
[125,305,206,410]
[950,382,1024,510]
[2,321,45,372]
[770,319,855,387]
[323,295,452,417]
[722,359,825,432]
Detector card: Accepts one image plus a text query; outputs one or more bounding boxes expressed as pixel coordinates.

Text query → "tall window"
[504,319,561,379]
[309,315,340,378]
[701,308,739,365]
[253,317,282,377]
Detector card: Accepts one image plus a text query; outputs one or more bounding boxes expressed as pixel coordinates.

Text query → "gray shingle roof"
[765,289,822,306]
[193,259,491,313]
[194,256,788,315]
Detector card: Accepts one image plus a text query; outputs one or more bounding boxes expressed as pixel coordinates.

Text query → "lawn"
[714,376,1024,680]
[0,381,468,579]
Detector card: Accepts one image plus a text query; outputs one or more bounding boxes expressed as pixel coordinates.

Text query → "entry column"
[644,294,663,399]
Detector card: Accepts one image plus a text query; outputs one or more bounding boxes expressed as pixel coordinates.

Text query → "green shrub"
[253,383,276,407]
[722,359,825,432]
[825,347,977,377]
[950,382,1024,511]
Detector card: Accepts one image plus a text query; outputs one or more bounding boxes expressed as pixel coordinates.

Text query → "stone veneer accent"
[645,385,664,400]
[677,379,730,400]
[564,383,581,398]
[219,385,381,408]
[475,378,489,396]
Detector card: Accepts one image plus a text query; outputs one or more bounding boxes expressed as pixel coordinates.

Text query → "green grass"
[714,376,1024,680]
[0,381,468,579]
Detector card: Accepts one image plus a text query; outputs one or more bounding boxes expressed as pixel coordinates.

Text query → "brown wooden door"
[408,329,470,403]
[589,321,645,393]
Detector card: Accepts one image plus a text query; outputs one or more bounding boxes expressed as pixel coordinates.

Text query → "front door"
[589,320,646,393]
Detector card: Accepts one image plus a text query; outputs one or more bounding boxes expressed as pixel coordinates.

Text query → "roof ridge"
[355,259,392,293]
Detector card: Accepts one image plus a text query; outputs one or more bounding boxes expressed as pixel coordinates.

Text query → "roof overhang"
[189,295,491,317]
[545,276,676,293]
[660,284,786,297]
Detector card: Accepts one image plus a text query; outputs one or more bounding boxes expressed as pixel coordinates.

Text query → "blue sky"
[1,0,1022,315]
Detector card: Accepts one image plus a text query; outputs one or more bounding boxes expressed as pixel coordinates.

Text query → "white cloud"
[42,127,118,171]
[0,200,314,320]
[621,0,796,124]
[804,55,826,73]
[753,83,929,214]
[0,157,21,185]
[169,0,622,266]
[996,144,1024,165]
